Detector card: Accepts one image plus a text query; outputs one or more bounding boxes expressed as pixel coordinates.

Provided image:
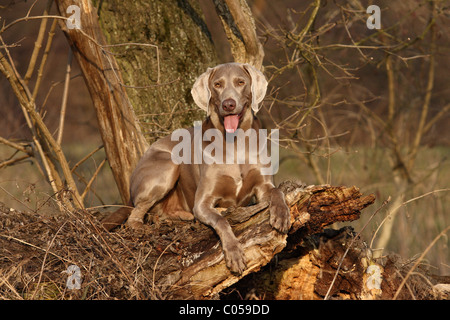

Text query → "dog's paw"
[269,199,291,234]
[223,241,247,275]
[126,217,145,235]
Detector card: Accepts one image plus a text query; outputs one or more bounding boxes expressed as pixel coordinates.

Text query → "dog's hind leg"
[101,205,132,231]
[127,146,180,232]
[127,201,154,231]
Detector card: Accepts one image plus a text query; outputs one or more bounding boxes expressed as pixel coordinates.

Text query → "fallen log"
[147,182,376,299]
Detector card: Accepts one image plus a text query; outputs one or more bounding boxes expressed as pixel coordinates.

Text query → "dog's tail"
[101,202,132,231]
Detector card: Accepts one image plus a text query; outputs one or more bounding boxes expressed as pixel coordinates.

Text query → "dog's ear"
[191,67,214,115]
[242,64,268,113]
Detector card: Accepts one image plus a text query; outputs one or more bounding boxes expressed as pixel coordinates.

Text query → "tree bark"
[55,0,149,204]
[94,0,219,144]
[146,182,376,299]
[213,0,264,69]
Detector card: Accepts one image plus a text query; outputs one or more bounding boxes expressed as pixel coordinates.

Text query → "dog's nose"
[222,98,236,112]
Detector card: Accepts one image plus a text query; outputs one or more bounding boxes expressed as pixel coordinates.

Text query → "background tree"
[52,0,265,203]
[92,0,219,144]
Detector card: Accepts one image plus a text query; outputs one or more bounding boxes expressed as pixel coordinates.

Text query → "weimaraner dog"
[102,63,290,274]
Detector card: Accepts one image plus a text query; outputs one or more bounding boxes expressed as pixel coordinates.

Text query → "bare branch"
[31,18,58,100]
[57,50,73,145]
[80,158,107,201]
[408,10,437,169]
[0,154,32,169]
[70,145,104,173]
[24,0,53,84]
[0,15,68,35]
[0,136,30,155]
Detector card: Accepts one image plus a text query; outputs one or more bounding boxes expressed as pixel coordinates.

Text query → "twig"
[370,188,450,250]
[340,6,369,62]
[0,185,34,212]
[0,233,72,264]
[408,9,436,169]
[25,0,40,18]
[0,136,30,154]
[57,50,73,145]
[0,154,31,169]
[0,46,83,208]
[31,18,58,100]
[0,15,69,35]
[152,237,180,298]
[70,145,104,173]
[80,158,106,201]
[24,0,53,84]
[423,104,450,135]
[393,225,450,300]
[0,265,25,300]
[296,0,321,45]
[72,210,133,283]
[86,204,133,211]
[31,221,68,299]
[0,38,66,205]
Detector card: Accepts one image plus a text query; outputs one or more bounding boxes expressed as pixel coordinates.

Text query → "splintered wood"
[161,182,376,299]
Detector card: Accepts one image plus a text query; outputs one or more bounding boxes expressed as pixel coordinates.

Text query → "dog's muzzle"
[221,98,243,133]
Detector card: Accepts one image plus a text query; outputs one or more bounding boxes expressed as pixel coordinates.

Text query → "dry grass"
[0,201,165,300]
[0,144,121,213]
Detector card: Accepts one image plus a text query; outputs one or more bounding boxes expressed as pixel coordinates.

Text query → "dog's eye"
[238,80,245,86]
[214,82,221,88]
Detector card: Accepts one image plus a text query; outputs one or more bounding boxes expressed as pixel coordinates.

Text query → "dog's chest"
[214,166,259,207]
[234,175,244,197]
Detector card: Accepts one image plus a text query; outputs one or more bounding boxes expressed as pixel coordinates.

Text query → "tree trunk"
[214,0,264,69]
[94,0,219,144]
[55,0,149,204]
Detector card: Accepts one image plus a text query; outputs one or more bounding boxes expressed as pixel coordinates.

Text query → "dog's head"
[191,63,268,133]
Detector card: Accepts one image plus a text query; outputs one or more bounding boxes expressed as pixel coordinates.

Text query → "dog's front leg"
[193,196,247,274]
[256,183,291,234]
[269,187,291,233]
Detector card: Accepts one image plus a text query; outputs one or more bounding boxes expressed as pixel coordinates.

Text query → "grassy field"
[1,143,449,275]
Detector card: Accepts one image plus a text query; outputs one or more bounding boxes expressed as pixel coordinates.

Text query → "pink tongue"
[224,115,239,133]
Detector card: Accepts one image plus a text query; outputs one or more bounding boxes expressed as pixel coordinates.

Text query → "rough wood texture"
[282,182,375,234]
[214,0,264,68]
[147,182,376,299]
[94,0,218,144]
[55,0,149,203]
[225,227,448,300]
